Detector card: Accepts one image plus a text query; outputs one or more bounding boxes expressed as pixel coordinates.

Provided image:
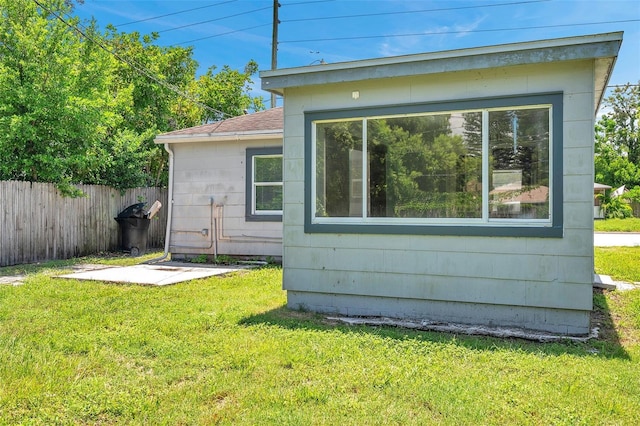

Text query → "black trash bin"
[115,203,150,256]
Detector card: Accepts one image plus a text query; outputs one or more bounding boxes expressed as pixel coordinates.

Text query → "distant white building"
[594,182,612,219]
[261,32,623,335]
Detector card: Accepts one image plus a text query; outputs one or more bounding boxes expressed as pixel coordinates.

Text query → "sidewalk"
[594,232,640,247]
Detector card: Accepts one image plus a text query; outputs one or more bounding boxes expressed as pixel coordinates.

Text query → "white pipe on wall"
[169,199,218,260]
[145,143,175,264]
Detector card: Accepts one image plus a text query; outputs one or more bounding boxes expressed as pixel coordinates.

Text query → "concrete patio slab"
[594,273,640,291]
[0,275,24,286]
[594,273,617,290]
[58,263,245,285]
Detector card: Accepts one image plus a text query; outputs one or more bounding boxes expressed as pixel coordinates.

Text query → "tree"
[316,114,484,219]
[595,83,640,188]
[0,0,265,194]
[595,190,633,219]
[0,0,114,195]
[103,26,199,135]
[194,61,265,123]
[100,27,202,188]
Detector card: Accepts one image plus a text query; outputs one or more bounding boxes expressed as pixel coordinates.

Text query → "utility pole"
[271,0,279,108]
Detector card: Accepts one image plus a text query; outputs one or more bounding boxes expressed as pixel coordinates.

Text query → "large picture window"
[246,147,283,222]
[305,93,562,237]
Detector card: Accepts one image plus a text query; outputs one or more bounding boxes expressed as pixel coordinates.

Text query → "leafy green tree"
[99,27,202,188]
[317,114,484,218]
[596,190,633,219]
[595,83,640,188]
[315,120,362,217]
[103,26,199,134]
[194,61,265,123]
[0,0,265,194]
[594,136,640,188]
[0,0,113,195]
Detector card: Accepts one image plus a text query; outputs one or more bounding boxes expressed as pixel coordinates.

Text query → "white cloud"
[452,15,487,38]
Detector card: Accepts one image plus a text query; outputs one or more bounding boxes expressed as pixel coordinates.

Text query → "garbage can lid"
[117,202,147,218]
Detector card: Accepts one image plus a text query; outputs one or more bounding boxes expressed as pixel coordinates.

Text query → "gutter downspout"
[146,142,174,264]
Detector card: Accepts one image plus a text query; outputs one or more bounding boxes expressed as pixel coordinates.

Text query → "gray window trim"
[304,92,563,237]
[246,146,283,222]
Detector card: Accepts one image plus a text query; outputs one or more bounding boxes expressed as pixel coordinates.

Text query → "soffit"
[261,32,622,114]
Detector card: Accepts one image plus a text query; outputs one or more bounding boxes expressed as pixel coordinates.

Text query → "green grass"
[594,217,640,232]
[1,253,639,424]
[595,247,640,283]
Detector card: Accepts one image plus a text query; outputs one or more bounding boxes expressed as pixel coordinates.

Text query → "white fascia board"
[260,32,623,104]
[154,130,283,145]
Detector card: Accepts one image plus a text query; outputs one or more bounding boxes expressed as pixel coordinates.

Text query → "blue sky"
[74,0,639,107]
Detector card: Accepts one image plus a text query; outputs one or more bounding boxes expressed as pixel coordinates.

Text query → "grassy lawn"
[594,217,640,232]
[1,253,639,424]
[595,247,640,283]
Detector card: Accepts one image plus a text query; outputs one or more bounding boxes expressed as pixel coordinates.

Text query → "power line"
[116,1,237,27]
[280,19,640,43]
[285,0,336,5]
[116,0,332,34]
[31,0,232,119]
[281,0,550,23]
[158,5,271,34]
[175,23,272,46]
[149,0,547,43]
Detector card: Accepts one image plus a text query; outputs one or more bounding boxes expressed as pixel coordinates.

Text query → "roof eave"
[154,131,283,145]
[260,32,623,113]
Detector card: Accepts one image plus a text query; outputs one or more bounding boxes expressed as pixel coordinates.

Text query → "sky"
[73,0,640,108]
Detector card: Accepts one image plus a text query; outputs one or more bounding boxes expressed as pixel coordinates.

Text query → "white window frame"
[245,147,282,222]
[304,93,563,237]
[252,154,283,216]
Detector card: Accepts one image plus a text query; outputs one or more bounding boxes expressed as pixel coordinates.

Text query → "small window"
[246,147,283,221]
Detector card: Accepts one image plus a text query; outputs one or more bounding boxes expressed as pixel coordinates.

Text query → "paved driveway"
[594,232,640,247]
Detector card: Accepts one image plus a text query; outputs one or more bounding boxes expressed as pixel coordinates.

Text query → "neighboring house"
[594,182,612,219]
[261,32,623,335]
[154,108,283,261]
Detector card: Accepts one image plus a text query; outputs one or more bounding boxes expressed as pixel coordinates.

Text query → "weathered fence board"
[0,181,168,267]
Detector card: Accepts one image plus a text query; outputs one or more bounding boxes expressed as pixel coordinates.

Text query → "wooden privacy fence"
[0,181,168,267]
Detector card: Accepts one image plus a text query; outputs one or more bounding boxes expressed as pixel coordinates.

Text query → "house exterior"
[154,108,283,261]
[261,32,623,335]
[594,182,612,219]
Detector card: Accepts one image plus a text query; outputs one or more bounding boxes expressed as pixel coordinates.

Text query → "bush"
[599,193,633,219]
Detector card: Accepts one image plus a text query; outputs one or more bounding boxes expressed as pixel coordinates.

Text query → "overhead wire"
[109,0,298,47]
[158,5,272,33]
[31,0,233,119]
[90,0,634,55]
[162,0,550,46]
[286,0,336,5]
[41,0,636,108]
[281,0,551,23]
[154,0,636,52]
[174,23,272,45]
[279,19,640,44]
[116,0,237,27]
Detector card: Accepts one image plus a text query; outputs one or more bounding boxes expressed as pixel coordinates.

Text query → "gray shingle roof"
[158,107,283,138]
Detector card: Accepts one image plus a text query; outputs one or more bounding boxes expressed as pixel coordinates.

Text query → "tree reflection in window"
[314,106,550,221]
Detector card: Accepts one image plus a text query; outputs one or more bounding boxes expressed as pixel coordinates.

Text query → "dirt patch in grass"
[592,288,639,349]
[265,289,634,347]
[598,289,640,346]
[591,290,618,343]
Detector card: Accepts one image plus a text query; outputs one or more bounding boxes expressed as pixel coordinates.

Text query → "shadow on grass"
[239,292,631,360]
[591,288,631,359]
